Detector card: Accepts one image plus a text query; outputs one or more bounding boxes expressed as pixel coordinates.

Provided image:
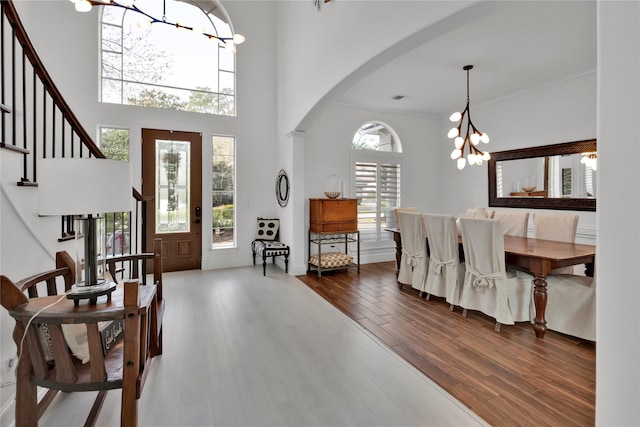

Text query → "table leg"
[532,275,548,338]
[392,232,401,277]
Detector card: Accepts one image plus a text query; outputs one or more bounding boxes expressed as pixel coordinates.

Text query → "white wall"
[275,0,478,134]
[596,1,640,424]
[300,103,441,266]
[438,71,597,243]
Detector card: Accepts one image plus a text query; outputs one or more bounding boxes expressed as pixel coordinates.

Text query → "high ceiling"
[335,1,596,117]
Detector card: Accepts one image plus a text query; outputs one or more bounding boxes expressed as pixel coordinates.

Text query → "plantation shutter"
[355,160,401,242]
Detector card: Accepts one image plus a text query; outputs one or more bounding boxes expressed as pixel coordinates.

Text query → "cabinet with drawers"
[308,198,359,276]
[309,198,357,233]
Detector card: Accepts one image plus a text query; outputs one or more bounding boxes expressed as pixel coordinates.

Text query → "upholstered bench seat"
[309,252,353,269]
[252,240,289,257]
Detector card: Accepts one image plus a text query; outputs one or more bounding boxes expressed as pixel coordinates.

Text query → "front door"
[142,129,202,271]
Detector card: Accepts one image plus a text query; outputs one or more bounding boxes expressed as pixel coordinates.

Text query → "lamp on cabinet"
[38,158,132,302]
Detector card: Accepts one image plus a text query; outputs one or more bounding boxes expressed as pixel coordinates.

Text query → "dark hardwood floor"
[297,262,595,427]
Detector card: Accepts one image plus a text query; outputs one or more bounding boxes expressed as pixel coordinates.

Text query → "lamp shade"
[39,158,132,215]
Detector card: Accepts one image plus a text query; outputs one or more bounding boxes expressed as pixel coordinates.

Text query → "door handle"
[195,207,201,217]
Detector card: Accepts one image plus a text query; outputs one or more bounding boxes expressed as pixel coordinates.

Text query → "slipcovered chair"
[422,213,465,309]
[252,218,289,275]
[493,211,530,237]
[458,217,533,331]
[397,211,428,293]
[537,274,596,341]
[393,207,417,230]
[464,207,494,219]
[533,212,578,274]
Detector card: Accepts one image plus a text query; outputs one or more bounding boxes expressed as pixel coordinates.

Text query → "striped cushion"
[309,252,353,268]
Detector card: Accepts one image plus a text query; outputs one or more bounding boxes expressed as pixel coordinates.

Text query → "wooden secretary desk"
[308,198,360,276]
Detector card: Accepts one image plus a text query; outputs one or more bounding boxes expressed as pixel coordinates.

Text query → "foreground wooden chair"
[0,240,164,427]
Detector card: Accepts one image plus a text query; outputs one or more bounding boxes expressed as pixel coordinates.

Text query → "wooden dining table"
[385,228,596,339]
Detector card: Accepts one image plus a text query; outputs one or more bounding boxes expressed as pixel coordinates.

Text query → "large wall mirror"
[488,139,596,211]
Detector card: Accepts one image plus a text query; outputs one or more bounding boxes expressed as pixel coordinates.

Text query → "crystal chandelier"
[70,0,245,53]
[448,65,490,170]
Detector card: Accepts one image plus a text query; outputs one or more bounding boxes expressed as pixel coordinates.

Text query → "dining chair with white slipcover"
[533,212,579,274]
[535,274,596,341]
[458,217,534,332]
[422,213,465,309]
[393,207,417,230]
[493,211,530,237]
[397,211,429,293]
[464,207,494,219]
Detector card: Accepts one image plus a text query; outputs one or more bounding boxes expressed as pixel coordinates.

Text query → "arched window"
[351,121,403,244]
[100,0,236,115]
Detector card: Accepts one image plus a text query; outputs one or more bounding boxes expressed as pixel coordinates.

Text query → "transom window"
[351,122,403,244]
[100,0,236,115]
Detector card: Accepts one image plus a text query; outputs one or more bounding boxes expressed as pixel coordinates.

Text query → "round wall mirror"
[276,169,290,207]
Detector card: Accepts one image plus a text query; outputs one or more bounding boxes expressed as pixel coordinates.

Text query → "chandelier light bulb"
[468,153,477,165]
[454,137,464,149]
[480,133,490,143]
[75,0,92,12]
[233,34,246,44]
[447,128,459,139]
[449,112,461,122]
[457,158,466,170]
[224,40,237,54]
[451,149,462,159]
[137,18,152,29]
[481,152,491,161]
[470,133,480,145]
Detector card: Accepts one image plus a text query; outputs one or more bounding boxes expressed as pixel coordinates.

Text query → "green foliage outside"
[100,128,130,162]
[213,204,234,228]
[100,128,131,253]
[127,86,235,116]
[128,88,186,110]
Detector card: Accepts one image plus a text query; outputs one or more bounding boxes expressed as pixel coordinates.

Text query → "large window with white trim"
[351,122,403,244]
[100,0,236,115]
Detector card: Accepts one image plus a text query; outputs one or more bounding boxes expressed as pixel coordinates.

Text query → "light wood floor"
[36,265,487,426]
[297,262,596,427]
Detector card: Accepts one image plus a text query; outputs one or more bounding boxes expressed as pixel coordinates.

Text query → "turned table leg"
[393,232,401,277]
[532,275,548,338]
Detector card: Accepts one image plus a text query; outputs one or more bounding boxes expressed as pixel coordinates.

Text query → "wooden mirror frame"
[488,139,596,211]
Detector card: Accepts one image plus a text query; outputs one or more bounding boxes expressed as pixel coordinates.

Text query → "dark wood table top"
[9,284,156,324]
[503,234,596,262]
